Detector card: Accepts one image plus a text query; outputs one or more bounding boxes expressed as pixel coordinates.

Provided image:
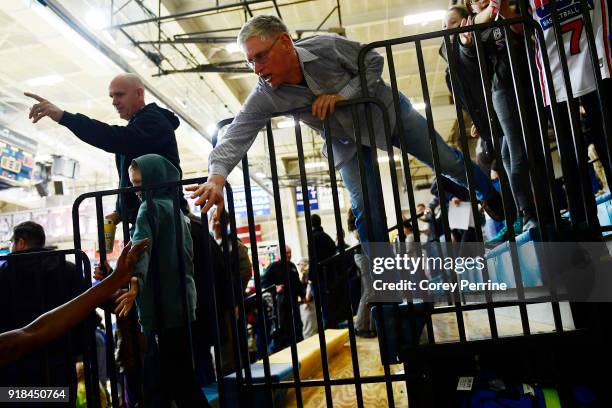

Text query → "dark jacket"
[310,226,337,282]
[0,249,87,389]
[440,36,501,142]
[459,24,529,93]
[131,154,196,333]
[59,103,187,224]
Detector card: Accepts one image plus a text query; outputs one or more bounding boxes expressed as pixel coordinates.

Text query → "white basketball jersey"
[529,0,611,104]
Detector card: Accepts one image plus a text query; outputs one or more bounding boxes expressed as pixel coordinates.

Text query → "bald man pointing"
[25,73,188,226]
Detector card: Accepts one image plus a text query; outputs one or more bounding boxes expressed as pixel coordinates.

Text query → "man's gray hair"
[237,14,288,48]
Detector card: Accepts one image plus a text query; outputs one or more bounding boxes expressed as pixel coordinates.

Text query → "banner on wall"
[296,186,344,212]
[296,186,318,212]
[232,184,271,219]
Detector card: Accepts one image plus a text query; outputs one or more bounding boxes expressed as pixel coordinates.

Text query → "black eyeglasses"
[246,36,281,69]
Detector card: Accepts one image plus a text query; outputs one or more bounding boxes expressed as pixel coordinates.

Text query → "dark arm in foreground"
[0,240,148,367]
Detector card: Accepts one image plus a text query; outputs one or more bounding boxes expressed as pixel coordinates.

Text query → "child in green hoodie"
[115,153,209,408]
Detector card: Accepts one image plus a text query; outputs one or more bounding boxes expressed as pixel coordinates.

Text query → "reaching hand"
[459,16,474,46]
[24,93,64,123]
[105,212,121,226]
[93,261,112,281]
[186,174,225,222]
[113,240,149,287]
[311,94,345,120]
[470,124,480,138]
[115,277,139,317]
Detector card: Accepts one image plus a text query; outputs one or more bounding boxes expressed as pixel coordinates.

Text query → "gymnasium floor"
[284,302,575,407]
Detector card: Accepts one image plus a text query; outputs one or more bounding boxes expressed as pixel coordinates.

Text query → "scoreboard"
[0,125,37,188]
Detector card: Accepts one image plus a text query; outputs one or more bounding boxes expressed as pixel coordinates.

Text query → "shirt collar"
[295,46,318,65]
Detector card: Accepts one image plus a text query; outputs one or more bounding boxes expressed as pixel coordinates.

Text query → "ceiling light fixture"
[119,47,138,60]
[225,43,241,53]
[26,74,64,87]
[85,10,107,30]
[102,30,116,44]
[403,10,447,26]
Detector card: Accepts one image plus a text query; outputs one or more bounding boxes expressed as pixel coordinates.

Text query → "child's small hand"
[114,277,139,317]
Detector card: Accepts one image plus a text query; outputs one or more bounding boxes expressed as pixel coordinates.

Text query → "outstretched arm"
[0,240,148,367]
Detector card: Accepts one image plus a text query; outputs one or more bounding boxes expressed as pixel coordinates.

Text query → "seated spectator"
[0,221,87,394]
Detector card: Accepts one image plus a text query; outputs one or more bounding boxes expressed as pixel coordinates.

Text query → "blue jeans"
[340,94,495,248]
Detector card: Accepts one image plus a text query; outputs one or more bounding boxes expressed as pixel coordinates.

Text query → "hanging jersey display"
[529,0,612,104]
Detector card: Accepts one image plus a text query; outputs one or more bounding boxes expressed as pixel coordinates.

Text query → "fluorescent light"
[102,30,116,45]
[225,43,241,53]
[119,47,138,59]
[26,74,64,87]
[207,124,218,135]
[85,10,107,30]
[277,119,296,129]
[255,172,267,178]
[305,161,327,169]
[403,10,446,26]
[174,97,187,109]
[412,102,427,111]
[31,2,117,70]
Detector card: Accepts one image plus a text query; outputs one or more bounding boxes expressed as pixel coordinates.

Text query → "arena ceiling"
[0,0,460,210]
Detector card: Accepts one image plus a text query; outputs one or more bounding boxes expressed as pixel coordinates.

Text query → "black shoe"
[355,329,377,338]
[482,192,505,221]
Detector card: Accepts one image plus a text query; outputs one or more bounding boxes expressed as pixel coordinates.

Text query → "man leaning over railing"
[188,14,506,252]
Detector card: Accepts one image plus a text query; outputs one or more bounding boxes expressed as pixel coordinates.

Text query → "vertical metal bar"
[385,46,437,344]
[118,194,146,407]
[442,34,499,339]
[350,104,397,407]
[549,0,599,230]
[200,211,228,408]
[95,196,120,408]
[515,10,563,235]
[217,206,244,394]
[295,116,334,408]
[336,0,342,26]
[265,121,304,408]
[143,188,165,334]
[118,190,145,406]
[240,155,275,406]
[171,186,196,375]
[370,90,423,404]
[72,198,101,408]
[525,16,585,231]
[225,185,255,396]
[356,52,396,408]
[502,24,564,332]
[415,39,467,341]
[472,27,531,335]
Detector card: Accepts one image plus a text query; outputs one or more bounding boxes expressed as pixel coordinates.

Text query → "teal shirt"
[131,154,196,333]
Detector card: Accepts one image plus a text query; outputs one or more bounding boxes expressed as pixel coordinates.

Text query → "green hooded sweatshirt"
[131,154,196,333]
